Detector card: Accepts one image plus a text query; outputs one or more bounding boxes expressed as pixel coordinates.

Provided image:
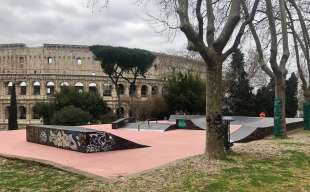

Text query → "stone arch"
[18,106,27,119]
[75,82,84,93]
[89,82,97,93]
[118,84,125,95]
[6,82,13,95]
[32,106,40,119]
[5,106,10,119]
[141,85,148,97]
[129,84,136,96]
[103,83,112,96]
[19,81,27,95]
[33,81,41,95]
[60,82,69,91]
[151,86,158,96]
[46,81,55,95]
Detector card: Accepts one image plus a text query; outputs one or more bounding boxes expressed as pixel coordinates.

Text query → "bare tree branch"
[224,0,260,59]
[206,0,215,45]
[213,0,241,52]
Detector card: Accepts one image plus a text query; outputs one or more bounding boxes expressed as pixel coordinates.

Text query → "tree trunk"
[205,59,225,159]
[274,76,287,137]
[303,89,310,130]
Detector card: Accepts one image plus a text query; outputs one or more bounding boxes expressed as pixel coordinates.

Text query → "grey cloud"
[0,0,186,51]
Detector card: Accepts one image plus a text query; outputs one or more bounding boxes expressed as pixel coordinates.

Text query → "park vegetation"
[35,87,112,126]
[164,72,206,115]
[225,49,299,118]
[129,97,169,121]
[90,45,155,117]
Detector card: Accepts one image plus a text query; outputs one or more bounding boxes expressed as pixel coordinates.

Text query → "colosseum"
[0,43,205,130]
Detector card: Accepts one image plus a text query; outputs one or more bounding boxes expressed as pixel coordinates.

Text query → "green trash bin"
[304,102,310,130]
[177,119,187,129]
[273,99,283,136]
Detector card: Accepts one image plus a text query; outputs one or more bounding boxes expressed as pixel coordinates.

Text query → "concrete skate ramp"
[230,117,304,143]
[123,122,175,131]
[26,125,148,153]
[168,115,304,142]
[167,115,233,130]
[169,115,204,121]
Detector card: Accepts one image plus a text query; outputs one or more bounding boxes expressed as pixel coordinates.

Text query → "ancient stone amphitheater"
[0,43,204,130]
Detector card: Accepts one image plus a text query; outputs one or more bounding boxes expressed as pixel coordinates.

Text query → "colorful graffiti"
[26,125,148,153]
[86,133,115,153]
[48,130,79,150]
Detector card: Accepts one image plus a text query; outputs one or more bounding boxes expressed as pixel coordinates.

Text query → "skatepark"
[0,116,304,179]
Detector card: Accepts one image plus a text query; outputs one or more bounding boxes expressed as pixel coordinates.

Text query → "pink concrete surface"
[0,124,240,178]
[230,125,241,134]
[0,125,205,178]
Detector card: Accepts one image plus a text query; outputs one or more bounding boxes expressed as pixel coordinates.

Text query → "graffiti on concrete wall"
[49,130,79,150]
[39,131,48,143]
[86,133,115,153]
[39,130,80,150]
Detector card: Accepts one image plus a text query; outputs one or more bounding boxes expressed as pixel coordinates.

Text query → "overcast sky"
[0,0,187,52]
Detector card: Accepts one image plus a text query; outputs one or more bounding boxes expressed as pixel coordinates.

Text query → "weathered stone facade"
[0,43,205,130]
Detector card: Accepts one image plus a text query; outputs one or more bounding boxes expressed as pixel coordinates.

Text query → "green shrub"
[98,111,118,124]
[35,87,111,125]
[34,102,55,124]
[164,72,206,114]
[51,106,91,126]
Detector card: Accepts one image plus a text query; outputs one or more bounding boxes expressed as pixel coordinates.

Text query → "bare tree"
[286,0,310,130]
[92,0,259,159]
[246,0,290,137]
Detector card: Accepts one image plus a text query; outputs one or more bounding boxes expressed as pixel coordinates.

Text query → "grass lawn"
[0,130,309,192]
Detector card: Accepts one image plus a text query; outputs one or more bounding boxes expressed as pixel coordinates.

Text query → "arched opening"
[6,82,13,95]
[141,85,148,97]
[32,106,40,119]
[89,83,97,93]
[118,84,125,96]
[5,106,10,119]
[151,86,158,96]
[103,84,112,96]
[75,82,84,93]
[129,84,136,96]
[46,81,55,95]
[18,106,27,119]
[33,81,41,95]
[20,82,27,95]
[77,58,82,65]
[60,82,69,91]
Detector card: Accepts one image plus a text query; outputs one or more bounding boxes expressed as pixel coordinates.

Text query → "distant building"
[0,43,205,130]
